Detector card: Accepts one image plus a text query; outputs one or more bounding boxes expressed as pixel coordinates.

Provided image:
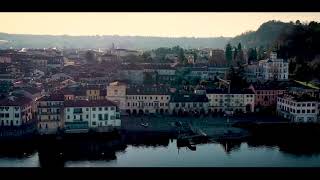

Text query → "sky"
[0,13,320,38]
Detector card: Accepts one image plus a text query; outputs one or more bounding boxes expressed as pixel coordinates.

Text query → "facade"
[169,94,209,115]
[259,52,289,81]
[0,96,33,127]
[106,81,127,114]
[64,100,121,133]
[277,94,319,123]
[125,85,171,115]
[244,52,289,82]
[37,94,64,134]
[249,84,286,109]
[206,89,255,113]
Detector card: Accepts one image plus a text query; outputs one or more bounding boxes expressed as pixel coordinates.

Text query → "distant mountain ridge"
[0,33,231,50]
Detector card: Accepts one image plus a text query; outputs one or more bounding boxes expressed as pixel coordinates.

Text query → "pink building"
[249,84,286,108]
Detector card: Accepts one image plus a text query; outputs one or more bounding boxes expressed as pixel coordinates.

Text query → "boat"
[140,123,149,127]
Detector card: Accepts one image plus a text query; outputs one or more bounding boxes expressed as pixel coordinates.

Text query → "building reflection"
[1,131,320,167]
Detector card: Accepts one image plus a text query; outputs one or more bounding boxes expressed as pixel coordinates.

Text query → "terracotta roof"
[64,100,116,107]
[170,94,209,103]
[38,94,64,101]
[0,96,32,106]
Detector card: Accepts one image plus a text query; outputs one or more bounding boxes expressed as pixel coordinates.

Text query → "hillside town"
[0,46,319,138]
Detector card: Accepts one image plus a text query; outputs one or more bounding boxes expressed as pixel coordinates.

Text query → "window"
[297,104,301,107]
[199,103,203,107]
[302,110,305,113]
[86,108,89,111]
[67,115,70,119]
[92,122,96,125]
[5,113,9,118]
[127,103,130,107]
[14,113,20,118]
[182,103,185,107]
[176,104,179,108]
[67,108,70,112]
[307,103,311,107]
[93,114,96,118]
[99,107,102,111]
[167,97,169,100]
[92,108,96,111]
[73,115,76,119]
[98,114,103,120]
[307,110,310,113]
[104,114,108,120]
[105,107,108,110]
[302,104,306,107]
[312,110,315,113]
[156,97,158,100]
[16,121,19,124]
[116,113,120,119]
[0,113,3,118]
[86,115,89,119]
[110,116,116,120]
[110,107,115,111]
[161,97,163,100]
[150,97,152,100]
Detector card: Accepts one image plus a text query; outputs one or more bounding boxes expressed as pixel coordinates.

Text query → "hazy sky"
[1,13,320,37]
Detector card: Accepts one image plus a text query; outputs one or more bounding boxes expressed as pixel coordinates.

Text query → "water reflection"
[1,131,320,167]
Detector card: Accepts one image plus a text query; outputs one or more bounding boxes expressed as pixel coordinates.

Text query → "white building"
[277,94,319,123]
[259,52,289,81]
[64,100,121,133]
[206,89,255,113]
[0,96,33,127]
[244,52,288,82]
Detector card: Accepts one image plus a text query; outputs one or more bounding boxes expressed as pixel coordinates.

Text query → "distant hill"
[0,33,231,50]
[230,20,296,49]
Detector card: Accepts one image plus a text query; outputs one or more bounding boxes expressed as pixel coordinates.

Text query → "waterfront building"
[169,94,209,115]
[106,81,127,114]
[0,95,33,127]
[125,85,171,115]
[64,100,121,133]
[37,94,64,134]
[277,93,319,123]
[206,88,255,113]
[249,83,286,109]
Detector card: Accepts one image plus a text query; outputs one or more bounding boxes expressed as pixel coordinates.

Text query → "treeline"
[276,21,320,82]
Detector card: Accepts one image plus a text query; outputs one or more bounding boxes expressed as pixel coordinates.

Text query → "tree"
[247,48,257,63]
[225,43,233,66]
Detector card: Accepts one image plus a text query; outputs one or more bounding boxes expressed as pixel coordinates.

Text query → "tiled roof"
[206,88,255,94]
[38,94,64,101]
[127,85,170,95]
[64,99,116,107]
[170,94,209,103]
[0,96,32,106]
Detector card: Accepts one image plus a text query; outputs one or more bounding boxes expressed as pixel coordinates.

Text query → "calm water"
[1,133,320,167]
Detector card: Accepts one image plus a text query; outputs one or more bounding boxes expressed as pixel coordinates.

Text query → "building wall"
[0,104,33,127]
[206,93,255,113]
[169,102,209,114]
[277,97,319,122]
[106,83,127,112]
[64,106,121,129]
[254,90,286,107]
[37,100,64,134]
[126,94,170,114]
